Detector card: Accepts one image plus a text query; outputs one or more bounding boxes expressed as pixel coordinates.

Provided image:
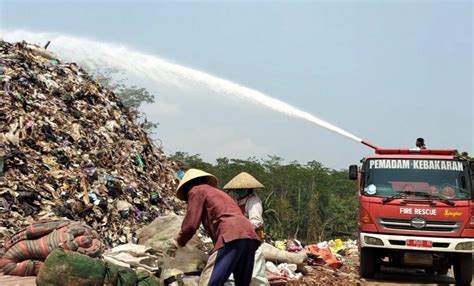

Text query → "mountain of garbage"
[0,40,182,250]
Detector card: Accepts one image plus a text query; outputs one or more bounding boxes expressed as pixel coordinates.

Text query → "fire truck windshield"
[363,159,471,200]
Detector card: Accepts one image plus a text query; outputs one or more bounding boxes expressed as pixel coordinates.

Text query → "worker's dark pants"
[203,239,259,286]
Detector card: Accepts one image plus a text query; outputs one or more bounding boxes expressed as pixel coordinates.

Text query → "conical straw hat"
[176,168,218,201]
[223,172,264,190]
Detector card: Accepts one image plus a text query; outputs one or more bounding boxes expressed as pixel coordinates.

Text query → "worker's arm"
[176,189,204,247]
[247,196,264,230]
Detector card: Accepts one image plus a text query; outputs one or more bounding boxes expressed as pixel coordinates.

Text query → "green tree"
[168,152,213,171]
[170,152,359,242]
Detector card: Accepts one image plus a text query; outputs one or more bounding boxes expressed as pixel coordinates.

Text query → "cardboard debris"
[0,40,183,248]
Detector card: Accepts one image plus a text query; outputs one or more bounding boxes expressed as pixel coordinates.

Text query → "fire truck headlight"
[455,242,474,250]
[364,236,384,246]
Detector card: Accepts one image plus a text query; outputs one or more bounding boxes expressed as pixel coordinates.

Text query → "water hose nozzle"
[361,140,378,150]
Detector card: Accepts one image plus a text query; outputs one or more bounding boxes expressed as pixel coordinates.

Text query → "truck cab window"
[363,159,471,200]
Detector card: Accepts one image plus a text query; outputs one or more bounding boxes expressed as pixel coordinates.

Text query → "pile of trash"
[301,239,360,285]
[261,239,306,284]
[0,40,181,250]
[264,238,360,285]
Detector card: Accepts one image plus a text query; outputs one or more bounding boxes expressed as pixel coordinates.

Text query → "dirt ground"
[286,253,361,285]
[292,265,361,285]
[292,253,462,286]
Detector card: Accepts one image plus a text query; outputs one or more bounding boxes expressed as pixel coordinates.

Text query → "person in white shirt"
[224,172,269,286]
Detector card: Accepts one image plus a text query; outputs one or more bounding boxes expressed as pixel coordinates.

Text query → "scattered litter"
[103,243,161,274]
[262,238,361,285]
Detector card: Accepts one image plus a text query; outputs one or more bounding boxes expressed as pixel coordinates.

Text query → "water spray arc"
[3,30,375,149]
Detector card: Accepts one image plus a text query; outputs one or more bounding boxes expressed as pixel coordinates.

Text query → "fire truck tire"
[453,253,472,286]
[359,247,377,279]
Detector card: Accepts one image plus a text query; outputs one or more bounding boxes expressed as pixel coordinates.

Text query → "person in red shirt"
[175,168,261,286]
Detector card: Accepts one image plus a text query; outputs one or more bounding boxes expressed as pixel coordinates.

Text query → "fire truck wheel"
[453,253,472,286]
[359,247,377,279]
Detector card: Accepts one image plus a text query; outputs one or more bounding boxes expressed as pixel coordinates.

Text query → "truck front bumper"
[360,232,474,253]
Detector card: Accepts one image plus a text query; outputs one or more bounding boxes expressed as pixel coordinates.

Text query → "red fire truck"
[349,146,474,285]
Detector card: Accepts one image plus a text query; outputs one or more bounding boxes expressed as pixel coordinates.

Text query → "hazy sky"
[1,0,472,169]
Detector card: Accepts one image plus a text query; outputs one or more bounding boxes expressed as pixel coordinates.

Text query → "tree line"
[169,152,358,243]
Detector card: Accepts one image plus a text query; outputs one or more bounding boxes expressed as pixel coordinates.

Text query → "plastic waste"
[275,240,286,250]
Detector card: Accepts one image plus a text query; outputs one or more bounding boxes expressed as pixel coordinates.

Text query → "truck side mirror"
[349,165,358,180]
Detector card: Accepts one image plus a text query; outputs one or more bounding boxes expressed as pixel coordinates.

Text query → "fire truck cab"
[350,148,474,285]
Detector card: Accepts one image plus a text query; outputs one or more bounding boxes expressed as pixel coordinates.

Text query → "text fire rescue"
[400,208,437,215]
[369,159,463,171]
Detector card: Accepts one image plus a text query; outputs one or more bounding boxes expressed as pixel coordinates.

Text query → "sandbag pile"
[0,220,102,276]
[0,40,182,248]
[36,248,160,286]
